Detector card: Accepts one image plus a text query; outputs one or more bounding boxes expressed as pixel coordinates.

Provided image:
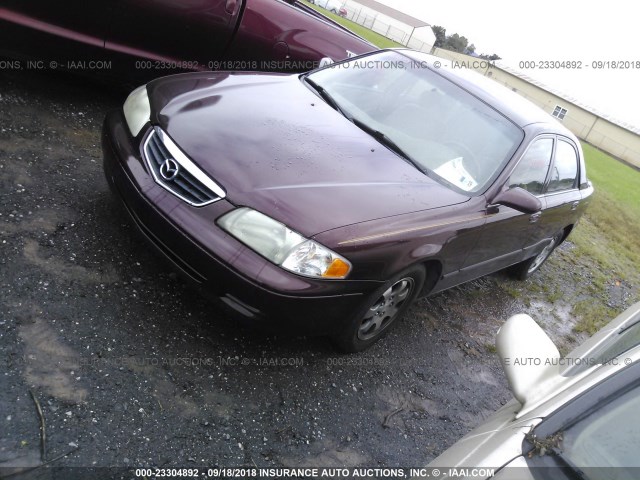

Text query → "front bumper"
[102,110,378,335]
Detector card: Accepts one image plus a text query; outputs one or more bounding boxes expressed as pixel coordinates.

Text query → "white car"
[427,302,640,479]
[309,0,343,14]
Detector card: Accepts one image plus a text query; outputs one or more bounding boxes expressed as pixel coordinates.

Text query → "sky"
[373,0,640,129]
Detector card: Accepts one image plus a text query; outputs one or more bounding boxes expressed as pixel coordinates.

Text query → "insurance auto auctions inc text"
[176,467,495,478]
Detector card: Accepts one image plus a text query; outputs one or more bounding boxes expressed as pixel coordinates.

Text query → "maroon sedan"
[102,50,592,351]
[0,0,373,80]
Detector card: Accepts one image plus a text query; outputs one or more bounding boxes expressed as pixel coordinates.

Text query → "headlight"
[123,85,150,137]
[217,208,351,279]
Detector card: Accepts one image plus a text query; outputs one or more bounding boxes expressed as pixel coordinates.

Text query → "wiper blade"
[304,78,426,175]
[351,117,426,174]
[304,77,350,119]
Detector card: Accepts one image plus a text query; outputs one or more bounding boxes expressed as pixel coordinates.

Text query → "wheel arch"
[418,259,442,297]
[561,224,574,242]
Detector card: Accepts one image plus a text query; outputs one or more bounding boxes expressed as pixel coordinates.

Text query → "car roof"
[398,50,575,136]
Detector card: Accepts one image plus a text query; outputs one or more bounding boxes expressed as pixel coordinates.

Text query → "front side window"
[306,51,524,194]
[547,140,578,193]
[509,138,553,195]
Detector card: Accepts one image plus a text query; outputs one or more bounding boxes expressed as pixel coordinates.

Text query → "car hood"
[147,72,469,236]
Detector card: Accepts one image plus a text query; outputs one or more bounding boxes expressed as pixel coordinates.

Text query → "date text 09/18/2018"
[518,60,640,69]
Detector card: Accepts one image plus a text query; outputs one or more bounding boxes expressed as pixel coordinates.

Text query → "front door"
[457,136,555,282]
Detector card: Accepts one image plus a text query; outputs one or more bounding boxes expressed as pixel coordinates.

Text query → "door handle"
[571,201,580,211]
[529,212,542,223]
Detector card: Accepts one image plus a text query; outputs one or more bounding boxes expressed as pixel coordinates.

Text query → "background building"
[432,48,640,168]
[340,0,436,52]
[319,0,640,167]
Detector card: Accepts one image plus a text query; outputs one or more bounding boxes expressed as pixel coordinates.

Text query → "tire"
[333,265,425,352]
[509,230,564,280]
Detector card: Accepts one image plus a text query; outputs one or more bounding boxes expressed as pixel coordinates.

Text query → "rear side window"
[547,140,578,193]
[509,138,553,195]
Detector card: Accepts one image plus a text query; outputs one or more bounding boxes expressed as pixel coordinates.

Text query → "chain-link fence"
[339,4,434,53]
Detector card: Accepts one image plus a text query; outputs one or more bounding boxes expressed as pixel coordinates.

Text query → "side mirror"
[492,187,541,214]
[497,314,561,412]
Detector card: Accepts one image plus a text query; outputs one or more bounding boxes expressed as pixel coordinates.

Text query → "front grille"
[143,127,225,206]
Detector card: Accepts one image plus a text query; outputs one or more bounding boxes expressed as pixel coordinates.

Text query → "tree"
[479,53,502,61]
[431,25,501,59]
[431,25,446,48]
[444,33,469,53]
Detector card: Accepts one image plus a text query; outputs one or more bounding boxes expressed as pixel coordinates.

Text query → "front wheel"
[333,265,425,352]
[509,230,564,280]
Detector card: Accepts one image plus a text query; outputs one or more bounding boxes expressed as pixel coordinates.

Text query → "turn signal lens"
[322,258,351,278]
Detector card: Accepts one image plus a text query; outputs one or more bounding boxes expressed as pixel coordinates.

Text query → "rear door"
[222,0,374,71]
[532,137,583,253]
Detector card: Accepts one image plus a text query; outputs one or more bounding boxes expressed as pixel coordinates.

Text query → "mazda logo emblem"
[159,158,179,181]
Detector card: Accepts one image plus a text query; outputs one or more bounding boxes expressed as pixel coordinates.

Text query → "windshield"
[561,382,640,474]
[306,51,524,193]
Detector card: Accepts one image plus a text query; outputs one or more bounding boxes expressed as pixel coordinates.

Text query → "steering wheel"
[443,141,480,180]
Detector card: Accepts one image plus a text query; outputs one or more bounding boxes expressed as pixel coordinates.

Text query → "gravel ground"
[0,67,612,478]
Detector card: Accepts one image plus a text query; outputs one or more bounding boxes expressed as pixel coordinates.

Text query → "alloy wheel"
[357,277,415,341]
[528,236,559,274]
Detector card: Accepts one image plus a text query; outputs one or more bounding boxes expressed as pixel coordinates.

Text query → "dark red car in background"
[0,0,373,81]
